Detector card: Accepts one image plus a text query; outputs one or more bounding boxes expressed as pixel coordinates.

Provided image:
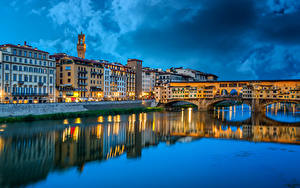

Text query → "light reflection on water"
[0,106,299,188]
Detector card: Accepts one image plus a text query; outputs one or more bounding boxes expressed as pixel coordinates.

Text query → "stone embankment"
[0,100,157,117]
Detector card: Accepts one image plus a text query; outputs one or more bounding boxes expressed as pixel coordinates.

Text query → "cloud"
[239,44,300,79]
[30,6,46,15]
[29,0,300,80]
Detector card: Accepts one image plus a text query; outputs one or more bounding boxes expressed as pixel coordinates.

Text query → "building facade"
[0,43,56,103]
[142,67,157,99]
[166,67,218,81]
[51,53,103,102]
[127,59,142,99]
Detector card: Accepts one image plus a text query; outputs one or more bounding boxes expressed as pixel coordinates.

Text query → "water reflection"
[0,108,299,187]
[266,103,300,123]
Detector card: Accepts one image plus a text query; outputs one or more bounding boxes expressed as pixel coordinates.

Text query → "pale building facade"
[142,68,157,99]
[0,43,56,103]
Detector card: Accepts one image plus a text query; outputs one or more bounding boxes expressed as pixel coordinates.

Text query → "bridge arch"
[163,100,200,108]
[207,98,252,110]
[258,100,300,112]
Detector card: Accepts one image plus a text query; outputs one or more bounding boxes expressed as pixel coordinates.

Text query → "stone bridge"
[157,79,300,112]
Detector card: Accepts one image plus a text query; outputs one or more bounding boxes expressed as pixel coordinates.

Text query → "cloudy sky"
[0,0,299,80]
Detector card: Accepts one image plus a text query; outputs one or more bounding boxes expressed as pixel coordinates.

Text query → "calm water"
[0,104,300,188]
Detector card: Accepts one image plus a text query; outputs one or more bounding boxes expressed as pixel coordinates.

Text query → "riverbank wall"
[0,100,157,117]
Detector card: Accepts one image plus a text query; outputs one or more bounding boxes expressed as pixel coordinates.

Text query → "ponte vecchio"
[155,79,300,112]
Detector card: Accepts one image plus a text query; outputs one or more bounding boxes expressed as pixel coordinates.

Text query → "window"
[13,65,18,71]
[65,66,71,70]
[5,56,9,61]
[19,58,22,63]
[29,52,32,57]
[50,77,53,84]
[24,59,27,63]
[39,54,42,59]
[43,76,46,83]
[34,53,37,58]
[24,75,28,82]
[68,79,71,83]
[24,51,27,56]
[5,64,9,70]
[19,66,22,71]
[43,54,46,59]
[34,76,37,82]
[13,49,16,55]
[29,75,32,82]
[5,73,9,81]
[13,74,17,81]
[18,74,22,81]
[68,72,71,76]
[18,50,22,56]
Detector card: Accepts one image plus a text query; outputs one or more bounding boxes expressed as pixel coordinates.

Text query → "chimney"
[24,41,27,46]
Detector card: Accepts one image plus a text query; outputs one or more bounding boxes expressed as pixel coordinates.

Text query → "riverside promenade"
[0,100,156,117]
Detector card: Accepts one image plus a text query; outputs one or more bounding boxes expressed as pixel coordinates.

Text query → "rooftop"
[0,43,49,54]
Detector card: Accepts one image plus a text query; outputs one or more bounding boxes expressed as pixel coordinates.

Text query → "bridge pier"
[251,99,266,113]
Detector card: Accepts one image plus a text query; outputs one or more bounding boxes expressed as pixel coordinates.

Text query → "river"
[0,104,299,188]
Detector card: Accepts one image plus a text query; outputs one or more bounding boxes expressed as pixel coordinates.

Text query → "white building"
[0,42,56,103]
[103,67,111,99]
[167,67,218,81]
[142,68,157,98]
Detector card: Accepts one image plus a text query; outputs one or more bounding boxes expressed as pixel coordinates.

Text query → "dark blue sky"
[0,0,299,80]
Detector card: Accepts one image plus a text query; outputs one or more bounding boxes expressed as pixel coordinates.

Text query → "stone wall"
[0,100,155,117]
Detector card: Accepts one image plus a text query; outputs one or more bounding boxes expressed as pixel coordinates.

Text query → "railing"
[18,81,24,85]
[78,70,88,74]
[11,92,49,96]
[78,82,88,86]
[78,76,88,80]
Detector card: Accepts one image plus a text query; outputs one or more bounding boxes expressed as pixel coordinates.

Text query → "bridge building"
[155,80,300,112]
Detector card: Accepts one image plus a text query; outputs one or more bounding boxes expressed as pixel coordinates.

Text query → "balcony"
[38,82,44,86]
[12,92,49,97]
[90,87,102,91]
[78,76,88,80]
[78,70,87,74]
[78,82,88,86]
[18,81,24,85]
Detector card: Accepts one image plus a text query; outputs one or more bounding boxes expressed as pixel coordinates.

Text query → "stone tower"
[127,59,143,99]
[77,32,86,59]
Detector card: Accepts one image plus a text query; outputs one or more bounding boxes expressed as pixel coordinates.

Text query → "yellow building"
[51,53,104,102]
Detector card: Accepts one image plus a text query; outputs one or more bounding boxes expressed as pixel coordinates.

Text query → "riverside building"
[0,42,56,103]
[101,61,135,100]
[142,67,157,99]
[127,59,142,99]
[51,53,103,102]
